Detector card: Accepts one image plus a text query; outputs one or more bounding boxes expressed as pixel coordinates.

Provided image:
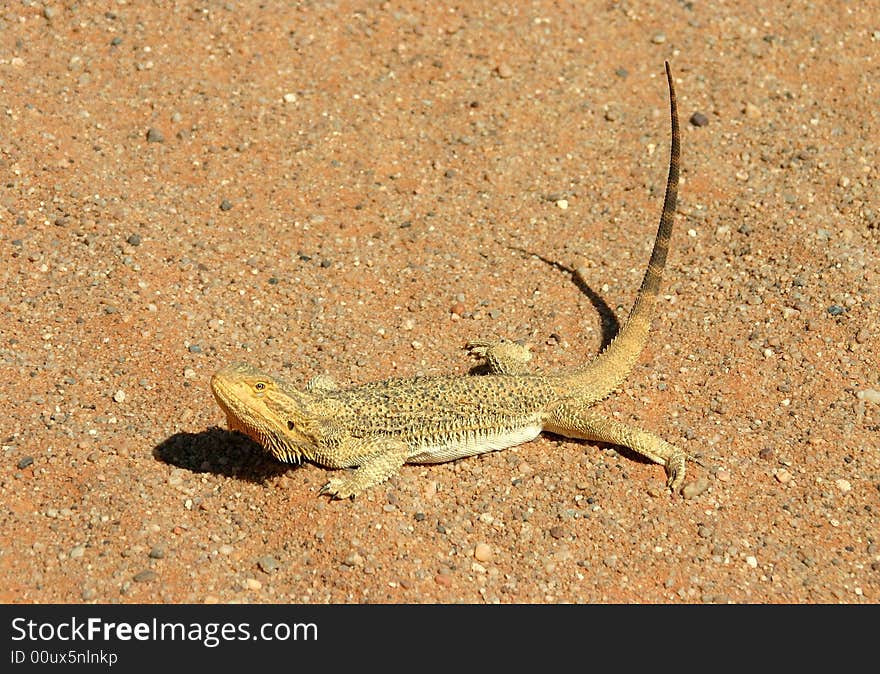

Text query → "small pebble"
[744,103,761,119]
[219,199,233,211]
[496,63,513,79]
[745,556,758,569]
[283,92,297,103]
[549,526,567,539]
[682,477,710,498]
[556,199,568,210]
[827,305,845,316]
[343,552,364,567]
[146,127,165,143]
[690,111,709,127]
[651,33,666,44]
[70,545,86,559]
[188,344,202,353]
[149,545,166,559]
[835,479,852,493]
[856,389,880,404]
[774,468,793,484]
[17,456,34,469]
[126,233,142,246]
[257,555,279,573]
[133,569,157,582]
[112,389,125,403]
[244,578,262,591]
[474,543,492,562]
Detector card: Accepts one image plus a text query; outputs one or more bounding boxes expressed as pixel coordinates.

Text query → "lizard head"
[211,362,316,464]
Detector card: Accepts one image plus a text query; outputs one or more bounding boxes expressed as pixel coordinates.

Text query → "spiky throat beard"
[220,407,305,465]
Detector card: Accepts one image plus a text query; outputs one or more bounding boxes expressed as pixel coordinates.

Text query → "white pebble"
[112,390,126,403]
[835,479,852,493]
[774,468,792,484]
[856,389,880,404]
[474,543,493,562]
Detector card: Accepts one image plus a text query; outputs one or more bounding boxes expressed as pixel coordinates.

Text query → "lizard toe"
[665,452,687,494]
[321,477,358,500]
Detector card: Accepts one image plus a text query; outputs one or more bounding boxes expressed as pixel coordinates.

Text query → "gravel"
[132,570,158,583]
[2,0,877,605]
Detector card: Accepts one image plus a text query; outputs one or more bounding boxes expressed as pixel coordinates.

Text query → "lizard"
[211,62,687,499]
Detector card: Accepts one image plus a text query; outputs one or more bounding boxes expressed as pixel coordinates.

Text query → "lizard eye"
[255,382,266,391]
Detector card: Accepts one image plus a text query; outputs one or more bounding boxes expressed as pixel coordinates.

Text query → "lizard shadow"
[507,249,654,467]
[542,433,659,469]
[152,427,293,484]
[508,247,621,352]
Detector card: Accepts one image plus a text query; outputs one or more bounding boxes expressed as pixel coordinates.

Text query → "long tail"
[562,61,680,401]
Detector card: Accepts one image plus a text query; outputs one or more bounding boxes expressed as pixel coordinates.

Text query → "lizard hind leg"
[544,404,688,493]
[465,338,533,375]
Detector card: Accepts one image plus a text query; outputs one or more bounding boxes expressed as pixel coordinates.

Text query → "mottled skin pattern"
[211,63,689,499]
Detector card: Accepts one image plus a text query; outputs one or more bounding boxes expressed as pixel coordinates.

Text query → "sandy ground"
[1,1,878,604]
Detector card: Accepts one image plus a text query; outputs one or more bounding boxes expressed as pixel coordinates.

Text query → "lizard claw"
[320,477,357,500]
[664,451,688,494]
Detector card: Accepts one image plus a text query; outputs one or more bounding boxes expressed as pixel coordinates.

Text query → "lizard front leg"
[318,436,411,499]
[466,338,532,375]
[544,404,688,493]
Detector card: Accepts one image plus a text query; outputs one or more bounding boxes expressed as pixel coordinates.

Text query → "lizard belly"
[406,425,543,464]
